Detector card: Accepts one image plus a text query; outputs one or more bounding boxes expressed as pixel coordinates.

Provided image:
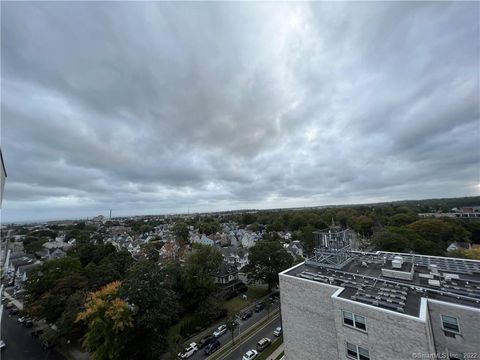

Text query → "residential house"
[196,235,215,246]
[42,240,73,253]
[447,242,472,252]
[213,262,239,285]
[240,231,259,248]
[286,240,304,258]
[219,246,249,270]
[16,262,41,283]
[160,241,180,260]
[49,248,67,260]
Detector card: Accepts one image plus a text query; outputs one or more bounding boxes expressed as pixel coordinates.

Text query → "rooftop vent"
[392,256,403,269]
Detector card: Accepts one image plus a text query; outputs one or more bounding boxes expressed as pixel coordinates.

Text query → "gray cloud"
[1,2,479,222]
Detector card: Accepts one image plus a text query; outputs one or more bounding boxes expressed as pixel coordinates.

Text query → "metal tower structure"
[306,228,354,269]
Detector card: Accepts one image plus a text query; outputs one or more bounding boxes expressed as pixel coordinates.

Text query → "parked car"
[0,340,5,351]
[273,326,282,337]
[254,302,264,312]
[242,349,258,360]
[17,316,26,324]
[241,310,253,320]
[256,337,271,352]
[198,335,213,349]
[269,292,280,303]
[203,339,221,355]
[177,342,198,359]
[213,325,227,338]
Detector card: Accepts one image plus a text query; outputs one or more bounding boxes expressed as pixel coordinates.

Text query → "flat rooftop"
[284,251,480,317]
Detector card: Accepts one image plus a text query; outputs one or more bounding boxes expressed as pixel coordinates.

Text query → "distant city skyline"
[3,195,480,225]
[1,2,479,222]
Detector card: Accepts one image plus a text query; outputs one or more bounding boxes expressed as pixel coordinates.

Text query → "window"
[343,311,367,331]
[355,315,367,331]
[346,342,370,360]
[358,347,370,360]
[347,342,358,358]
[344,311,354,327]
[441,315,460,333]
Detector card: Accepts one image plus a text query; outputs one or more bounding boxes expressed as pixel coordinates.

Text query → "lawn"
[246,286,269,299]
[223,286,269,314]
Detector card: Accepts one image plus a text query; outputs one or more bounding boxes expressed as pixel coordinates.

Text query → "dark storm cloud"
[1,2,479,222]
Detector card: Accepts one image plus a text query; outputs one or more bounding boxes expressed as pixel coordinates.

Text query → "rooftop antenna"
[306,228,354,269]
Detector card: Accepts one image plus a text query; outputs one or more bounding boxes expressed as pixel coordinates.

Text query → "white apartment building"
[279,233,480,360]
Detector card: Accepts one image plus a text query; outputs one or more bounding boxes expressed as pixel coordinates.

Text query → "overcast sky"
[1,2,479,223]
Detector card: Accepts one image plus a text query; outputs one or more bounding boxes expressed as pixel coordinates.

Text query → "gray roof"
[285,251,480,317]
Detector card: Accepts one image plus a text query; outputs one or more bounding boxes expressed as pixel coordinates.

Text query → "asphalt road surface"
[188,302,280,360]
[220,314,280,360]
[1,311,65,360]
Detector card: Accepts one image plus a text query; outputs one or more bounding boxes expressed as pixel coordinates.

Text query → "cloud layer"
[1,2,479,222]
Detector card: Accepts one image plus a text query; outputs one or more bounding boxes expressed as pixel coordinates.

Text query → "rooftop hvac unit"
[392,256,403,269]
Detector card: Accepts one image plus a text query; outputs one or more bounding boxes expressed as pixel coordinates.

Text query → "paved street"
[187,302,280,360]
[219,314,280,360]
[1,311,65,360]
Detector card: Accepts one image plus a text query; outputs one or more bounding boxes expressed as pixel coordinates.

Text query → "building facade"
[280,244,480,360]
[0,148,6,206]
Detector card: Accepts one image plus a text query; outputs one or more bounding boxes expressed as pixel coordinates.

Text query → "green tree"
[68,242,117,267]
[408,219,470,250]
[76,281,134,360]
[348,215,374,236]
[299,225,316,254]
[246,241,293,291]
[288,214,308,231]
[183,245,222,310]
[387,213,418,227]
[226,314,238,345]
[172,222,189,243]
[57,290,87,341]
[449,248,480,260]
[28,229,57,238]
[241,213,257,226]
[371,230,411,253]
[23,237,46,254]
[143,242,161,263]
[198,221,220,235]
[119,262,179,359]
[25,257,87,323]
